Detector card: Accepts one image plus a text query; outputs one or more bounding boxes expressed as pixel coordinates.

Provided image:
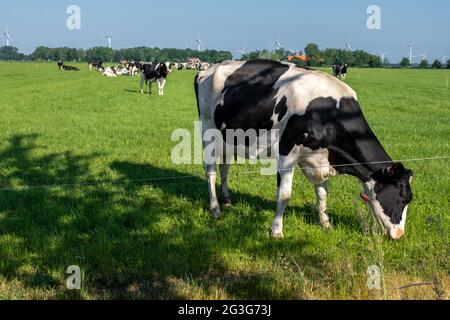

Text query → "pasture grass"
[0,61,449,300]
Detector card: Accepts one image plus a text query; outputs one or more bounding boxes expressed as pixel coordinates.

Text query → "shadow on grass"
[123,89,141,94]
[0,134,329,299]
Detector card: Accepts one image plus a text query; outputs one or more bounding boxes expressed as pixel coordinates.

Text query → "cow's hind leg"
[219,164,232,207]
[140,73,145,94]
[149,80,153,95]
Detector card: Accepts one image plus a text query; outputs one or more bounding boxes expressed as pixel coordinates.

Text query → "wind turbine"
[236,46,247,55]
[418,51,427,61]
[196,34,205,51]
[274,40,282,51]
[105,35,112,49]
[345,41,353,51]
[4,27,11,46]
[379,51,389,61]
[404,43,416,64]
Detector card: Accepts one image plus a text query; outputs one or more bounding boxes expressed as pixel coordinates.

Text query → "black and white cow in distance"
[89,60,104,71]
[195,59,413,240]
[333,64,348,79]
[57,60,79,71]
[140,63,170,95]
[121,60,142,77]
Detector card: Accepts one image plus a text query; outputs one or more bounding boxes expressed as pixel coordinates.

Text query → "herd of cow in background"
[57,58,350,96]
[57,57,212,95]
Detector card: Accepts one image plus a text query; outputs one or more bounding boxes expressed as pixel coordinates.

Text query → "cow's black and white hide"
[140,63,170,95]
[195,59,413,240]
[57,60,64,70]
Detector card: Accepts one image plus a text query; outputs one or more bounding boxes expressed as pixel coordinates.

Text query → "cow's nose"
[389,227,405,240]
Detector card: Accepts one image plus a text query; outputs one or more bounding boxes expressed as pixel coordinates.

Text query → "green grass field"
[0,62,449,300]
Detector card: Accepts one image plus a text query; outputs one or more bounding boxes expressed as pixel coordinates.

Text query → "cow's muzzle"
[389,226,405,240]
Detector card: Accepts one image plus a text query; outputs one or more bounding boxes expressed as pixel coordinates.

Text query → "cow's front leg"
[315,182,331,229]
[158,78,166,96]
[205,164,221,218]
[271,166,295,239]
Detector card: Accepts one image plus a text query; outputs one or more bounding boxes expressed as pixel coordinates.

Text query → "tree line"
[0,46,232,64]
[1,44,449,68]
[241,43,450,68]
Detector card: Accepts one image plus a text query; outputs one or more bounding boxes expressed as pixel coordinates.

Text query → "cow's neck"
[328,126,393,182]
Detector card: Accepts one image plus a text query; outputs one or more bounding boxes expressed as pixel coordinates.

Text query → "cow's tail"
[194,73,201,118]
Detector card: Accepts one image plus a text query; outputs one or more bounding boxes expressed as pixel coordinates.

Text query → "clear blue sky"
[1,0,449,63]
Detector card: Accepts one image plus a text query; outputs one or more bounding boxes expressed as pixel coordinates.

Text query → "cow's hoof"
[222,202,232,209]
[270,228,284,239]
[319,215,333,230]
[320,221,332,230]
[211,207,222,219]
[220,197,232,208]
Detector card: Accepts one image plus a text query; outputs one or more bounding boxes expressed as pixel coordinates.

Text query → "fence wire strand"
[0,155,449,192]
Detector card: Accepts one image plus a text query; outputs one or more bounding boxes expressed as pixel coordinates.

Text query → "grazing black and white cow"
[89,60,104,71]
[333,64,348,79]
[140,63,170,95]
[195,59,413,240]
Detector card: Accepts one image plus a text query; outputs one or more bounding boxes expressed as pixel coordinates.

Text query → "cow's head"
[159,63,170,77]
[362,163,413,240]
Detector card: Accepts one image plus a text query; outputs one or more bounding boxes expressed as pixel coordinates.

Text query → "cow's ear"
[382,163,405,179]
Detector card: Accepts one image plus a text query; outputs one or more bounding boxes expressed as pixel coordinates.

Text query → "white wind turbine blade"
[276,40,282,49]
[419,51,427,61]
[4,27,10,46]
[196,34,205,51]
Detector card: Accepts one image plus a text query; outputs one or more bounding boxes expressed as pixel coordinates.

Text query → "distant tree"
[431,59,442,69]
[270,48,285,61]
[419,59,429,68]
[0,46,26,60]
[447,59,450,69]
[400,57,411,68]
[304,43,322,66]
[368,55,382,67]
[259,50,272,60]
[85,47,115,62]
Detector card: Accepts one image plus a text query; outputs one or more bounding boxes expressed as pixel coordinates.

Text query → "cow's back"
[196,60,357,131]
